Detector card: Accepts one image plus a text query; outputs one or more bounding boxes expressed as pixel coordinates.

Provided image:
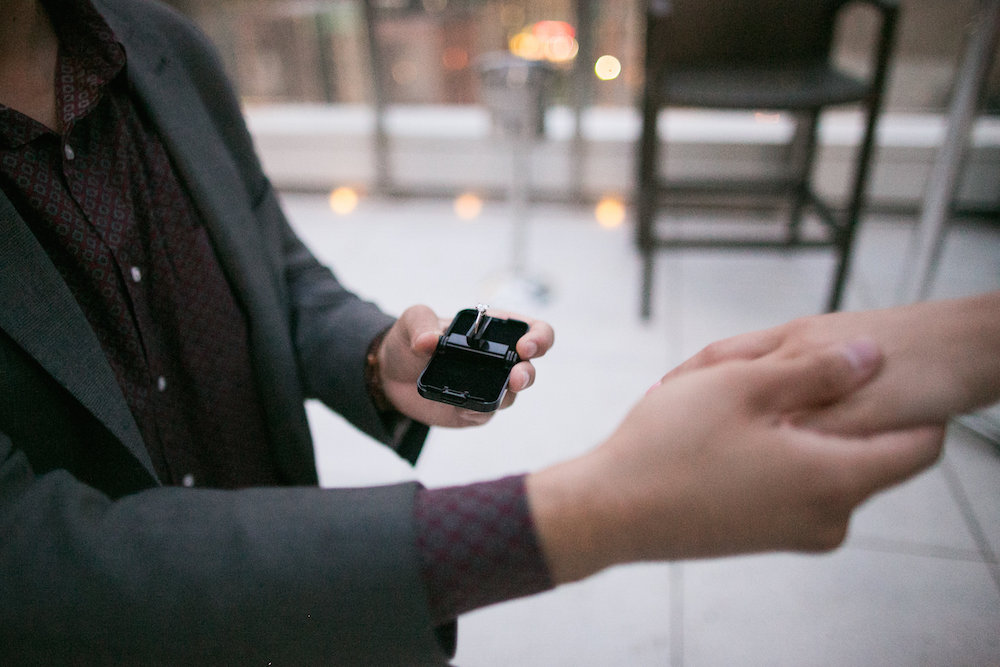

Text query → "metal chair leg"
[640,250,654,320]
[786,110,820,245]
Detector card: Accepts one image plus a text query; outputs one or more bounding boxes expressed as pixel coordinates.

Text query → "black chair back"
[647,0,846,69]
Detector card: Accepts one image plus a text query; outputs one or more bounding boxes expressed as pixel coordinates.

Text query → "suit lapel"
[0,195,155,477]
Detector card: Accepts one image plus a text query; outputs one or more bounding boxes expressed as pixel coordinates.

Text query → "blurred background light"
[544,34,579,63]
[508,31,543,61]
[328,186,360,215]
[754,111,782,123]
[594,196,626,228]
[509,20,578,64]
[594,55,622,81]
[454,192,484,220]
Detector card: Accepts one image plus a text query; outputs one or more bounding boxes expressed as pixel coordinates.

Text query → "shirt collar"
[48,0,128,129]
[0,0,126,146]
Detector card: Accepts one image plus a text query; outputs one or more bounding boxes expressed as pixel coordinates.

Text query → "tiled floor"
[280,192,1000,666]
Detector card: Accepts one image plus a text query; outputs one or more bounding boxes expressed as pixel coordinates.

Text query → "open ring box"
[417,307,529,412]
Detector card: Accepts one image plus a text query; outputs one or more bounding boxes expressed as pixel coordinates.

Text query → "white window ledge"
[245,103,1000,211]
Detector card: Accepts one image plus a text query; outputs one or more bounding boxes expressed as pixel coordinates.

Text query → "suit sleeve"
[0,430,450,665]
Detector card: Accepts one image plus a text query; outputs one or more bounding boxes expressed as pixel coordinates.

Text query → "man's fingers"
[498,391,518,411]
[518,321,554,361]
[397,305,444,355]
[507,361,534,393]
[411,329,440,356]
[481,307,553,361]
[747,339,883,414]
[457,408,494,426]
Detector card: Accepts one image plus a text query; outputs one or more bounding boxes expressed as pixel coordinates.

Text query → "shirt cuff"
[414,474,554,625]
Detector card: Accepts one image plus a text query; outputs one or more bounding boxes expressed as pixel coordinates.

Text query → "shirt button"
[156,376,167,392]
[181,473,195,488]
[64,144,75,160]
[130,266,142,283]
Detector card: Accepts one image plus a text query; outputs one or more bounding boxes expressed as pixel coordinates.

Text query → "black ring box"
[417,308,529,412]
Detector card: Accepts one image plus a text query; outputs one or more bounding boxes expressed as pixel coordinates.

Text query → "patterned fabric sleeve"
[414,474,554,624]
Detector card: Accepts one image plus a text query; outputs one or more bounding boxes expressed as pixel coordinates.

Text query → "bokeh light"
[328,186,359,216]
[544,34,579,63]
[594,196,626,229]
[594,55,622,81]
[509,20,579,64]
[509,32,543,60]
[754,111,782,123]
[454,192,484,220]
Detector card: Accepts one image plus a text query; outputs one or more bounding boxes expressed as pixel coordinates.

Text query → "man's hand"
[526,341,944,583]
[376,304,555,427]
[660,291,1000,435]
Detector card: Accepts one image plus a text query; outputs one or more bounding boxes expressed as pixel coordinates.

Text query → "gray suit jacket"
[0,0,448,663]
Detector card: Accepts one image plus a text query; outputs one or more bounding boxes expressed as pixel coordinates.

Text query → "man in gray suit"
[0,0,961,663]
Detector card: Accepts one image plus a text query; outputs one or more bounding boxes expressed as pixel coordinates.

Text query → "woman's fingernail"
[646,380,662,395]
[520,341,538,359]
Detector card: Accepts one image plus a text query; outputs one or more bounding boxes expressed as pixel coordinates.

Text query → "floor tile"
[847,458,982,559]
[943,423,1000,564]
[682,550,1000,667]
[452,563,674,667]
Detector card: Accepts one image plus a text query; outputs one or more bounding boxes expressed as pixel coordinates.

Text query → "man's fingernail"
[509,369,525,390]
[520,341,538,359]
[842,338,880,373]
